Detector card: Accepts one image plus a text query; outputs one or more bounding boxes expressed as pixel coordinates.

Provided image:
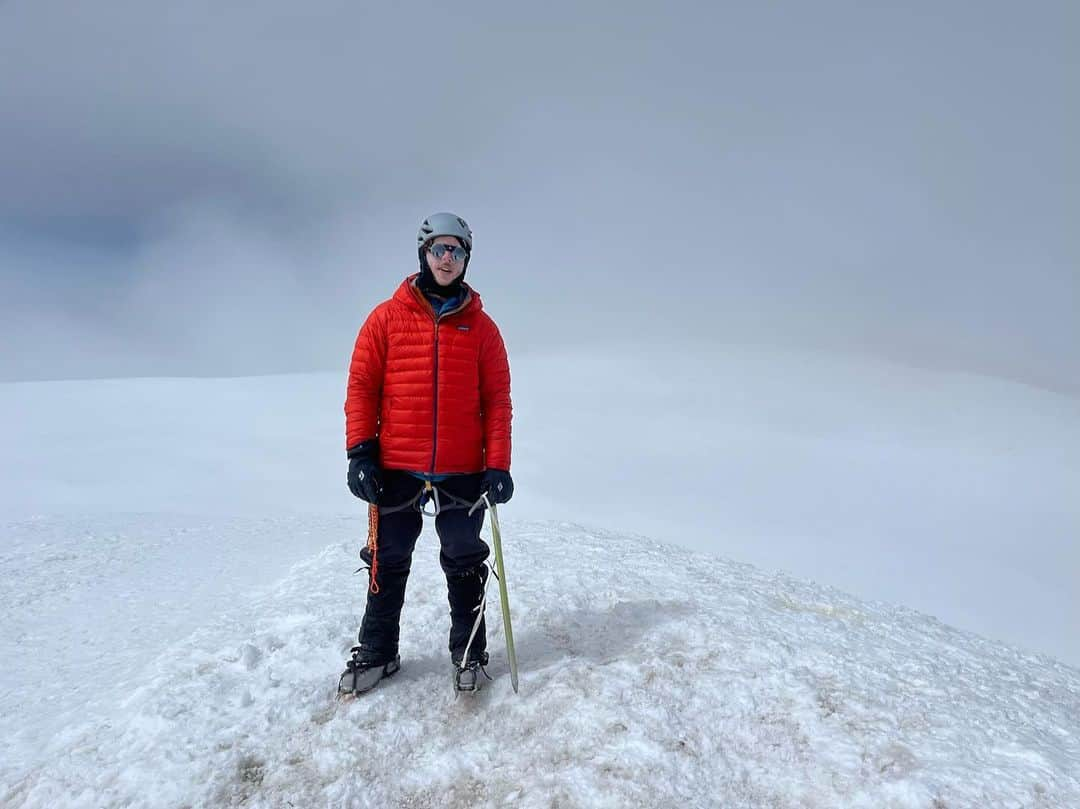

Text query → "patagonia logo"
[456,325,470,332]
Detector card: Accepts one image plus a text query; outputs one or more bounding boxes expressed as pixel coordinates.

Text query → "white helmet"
[417,212,473,252]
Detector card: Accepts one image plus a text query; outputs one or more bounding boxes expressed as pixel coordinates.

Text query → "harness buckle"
[419,480,442,517]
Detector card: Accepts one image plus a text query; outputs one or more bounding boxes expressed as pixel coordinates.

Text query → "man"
[339,212,513,696]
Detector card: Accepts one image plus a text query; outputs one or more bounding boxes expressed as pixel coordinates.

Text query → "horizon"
[4,347,1078,669]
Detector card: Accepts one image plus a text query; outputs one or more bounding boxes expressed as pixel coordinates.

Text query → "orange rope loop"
[366,503,380,594]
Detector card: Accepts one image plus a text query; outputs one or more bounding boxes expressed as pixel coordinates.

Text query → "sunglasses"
[428,243,468,262]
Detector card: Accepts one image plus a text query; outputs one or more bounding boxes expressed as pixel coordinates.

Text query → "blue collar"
[424,290,463,316]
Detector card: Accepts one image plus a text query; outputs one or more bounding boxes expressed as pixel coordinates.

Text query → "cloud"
[0,1,1075,389]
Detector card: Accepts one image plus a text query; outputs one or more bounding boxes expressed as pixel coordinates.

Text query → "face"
[425,235,467,286]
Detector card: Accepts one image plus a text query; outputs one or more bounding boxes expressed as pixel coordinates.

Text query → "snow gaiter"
[357,568,409,664]
[446,564,488,664]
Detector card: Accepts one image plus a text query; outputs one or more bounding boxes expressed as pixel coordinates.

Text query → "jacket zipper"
[430,316,440,473]
[413,284,471,475]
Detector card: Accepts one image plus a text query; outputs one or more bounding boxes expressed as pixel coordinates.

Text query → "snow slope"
[0,513,343,772]
[4,520,1078,808]
[3,348,1078,666]
[2,350,1078,806]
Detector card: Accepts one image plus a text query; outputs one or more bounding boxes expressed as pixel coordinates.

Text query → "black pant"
[356,470,491,663]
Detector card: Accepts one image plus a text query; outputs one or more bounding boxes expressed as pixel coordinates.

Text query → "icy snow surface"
[4,518,1079,808]
[3,353,1078,669]
[2,357,1078,807]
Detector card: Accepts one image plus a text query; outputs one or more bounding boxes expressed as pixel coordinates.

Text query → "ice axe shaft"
[483,493,519,693]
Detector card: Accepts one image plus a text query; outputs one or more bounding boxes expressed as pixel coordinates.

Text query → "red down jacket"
[345,274,512,474]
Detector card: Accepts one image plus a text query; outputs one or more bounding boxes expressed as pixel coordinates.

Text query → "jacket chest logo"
[456,325,470,332]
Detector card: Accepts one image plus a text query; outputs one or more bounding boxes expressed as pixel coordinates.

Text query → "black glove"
[347,440,383,504]
[482,468,514,505]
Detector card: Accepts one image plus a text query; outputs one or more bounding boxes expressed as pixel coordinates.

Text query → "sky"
[1,1,1077,391]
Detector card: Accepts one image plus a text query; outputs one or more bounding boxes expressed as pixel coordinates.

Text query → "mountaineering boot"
[338,647,401,696]
[453,651,490,693]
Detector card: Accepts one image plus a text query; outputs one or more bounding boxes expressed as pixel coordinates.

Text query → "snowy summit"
[2,359,1079,807]
[4,516,1079,807]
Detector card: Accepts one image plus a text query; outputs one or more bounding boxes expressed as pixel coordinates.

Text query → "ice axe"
[471,492,519,693]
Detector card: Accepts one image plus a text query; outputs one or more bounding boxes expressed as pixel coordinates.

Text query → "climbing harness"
[362,481,481,594]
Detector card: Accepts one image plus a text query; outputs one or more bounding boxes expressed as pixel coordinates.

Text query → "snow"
[4,520,1078,807]
[0,513,340,771]
[2,348,1079,806]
